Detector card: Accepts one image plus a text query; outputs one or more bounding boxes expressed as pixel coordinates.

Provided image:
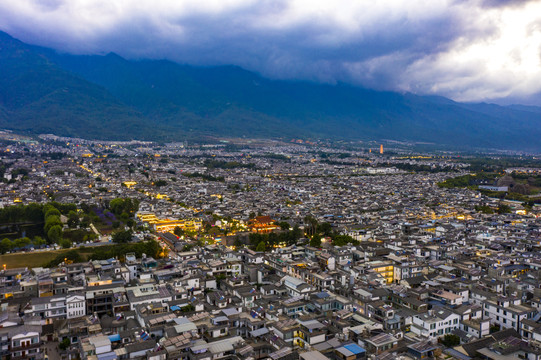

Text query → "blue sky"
[1,0,541,104]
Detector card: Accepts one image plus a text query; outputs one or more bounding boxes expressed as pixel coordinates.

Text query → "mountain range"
[0,30,540,150]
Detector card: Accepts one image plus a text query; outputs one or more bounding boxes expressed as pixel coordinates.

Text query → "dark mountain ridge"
[1,31,540,150]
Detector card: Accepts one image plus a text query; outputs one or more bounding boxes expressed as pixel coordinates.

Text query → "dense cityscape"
[0,134,540,360]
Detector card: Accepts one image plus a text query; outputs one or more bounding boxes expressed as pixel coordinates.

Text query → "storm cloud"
[1,0,540,103]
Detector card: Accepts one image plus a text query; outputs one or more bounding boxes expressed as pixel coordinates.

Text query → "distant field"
[0,249,93,269]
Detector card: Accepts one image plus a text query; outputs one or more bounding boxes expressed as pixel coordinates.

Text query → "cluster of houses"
[1,215,541,360]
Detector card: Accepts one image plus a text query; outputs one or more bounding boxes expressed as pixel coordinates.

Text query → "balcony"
[10,341,41,352]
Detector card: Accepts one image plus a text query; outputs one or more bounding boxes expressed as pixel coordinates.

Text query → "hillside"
[1,31,541,149]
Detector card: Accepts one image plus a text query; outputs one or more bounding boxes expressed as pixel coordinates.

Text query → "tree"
[112,230,133,243]
[277,221,290,230]
[0,238,13,254]
[109,198,140,217]
[44,215,62,234]
[333,234,358,246]
[234,237,243,249]
[310,234,322,248]
[256,241,267,252]
[59,238,72,249]
[67,211,79,228]
[317,222,333,237]
[304,215,318,237]
[440,334,460,347]
[59,338,70,351]
[47,225,63,244]
[173,226,185,237]
[14,237,31,249]
[44,207,61,219]
[497,204,511,214]
[33,236,46,248]
[80,215,91,228]
[154,180,167,187]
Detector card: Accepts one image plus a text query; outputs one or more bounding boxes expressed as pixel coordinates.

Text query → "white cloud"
[0,0,540,103]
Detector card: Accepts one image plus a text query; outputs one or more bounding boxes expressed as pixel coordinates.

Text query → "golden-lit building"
[137,212,159,223]
[153,218,202,232]
[247,216,279,233]
[137,212,202,232]
[368,261,394,284]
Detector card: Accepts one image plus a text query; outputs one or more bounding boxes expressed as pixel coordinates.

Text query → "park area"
[0,248,92,269]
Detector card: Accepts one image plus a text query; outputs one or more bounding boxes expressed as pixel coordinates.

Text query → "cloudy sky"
[1,0,541,104]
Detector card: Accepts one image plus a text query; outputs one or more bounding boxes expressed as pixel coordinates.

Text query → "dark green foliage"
[59,238,72,249]
[474,205,494,214]
[310,234,322,248]
[332,235,359,246]
[0,203,44,223]
[67,211,79,228]
[276,221,290,230]
[154,180,167,187]
[88,240,160,262]
[256,241,266,252]
[47,225,63,243]
[112,230,133,243]
[183,173,224,182]
[180,304,195,312]
[490,324,500,333]
[59,338,71,351]
[46,249,82,267]
[440,334,460,347]
[173,226,184,237]
[45,240,160,267]
[109,198,139,217]
[497,204,511,214]
[248,226,303,248]
[0,238,13,254]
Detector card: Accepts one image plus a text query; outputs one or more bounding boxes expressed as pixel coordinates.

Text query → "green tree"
[47,225,63,244]
[277,221,290,230]
[173,226,185,237]
[59,338,70,351]
[234,237,243,249]
[256,241,267,252]
[33,236,46,248]
[154,180,167,187]
[310,234,322,248]
[44,207,61,219]
[317,222,333,237]
[497,204,511,214]
[14,237,31,249]
[112,230,133,243]
[109,198,140,217]
[0,238,13,254]
[440,334,460,347]
[44,215,62,234]
[333,234,359,246]
[67,211,79,228]
[59,238,72,249]
[304,215,318,237]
